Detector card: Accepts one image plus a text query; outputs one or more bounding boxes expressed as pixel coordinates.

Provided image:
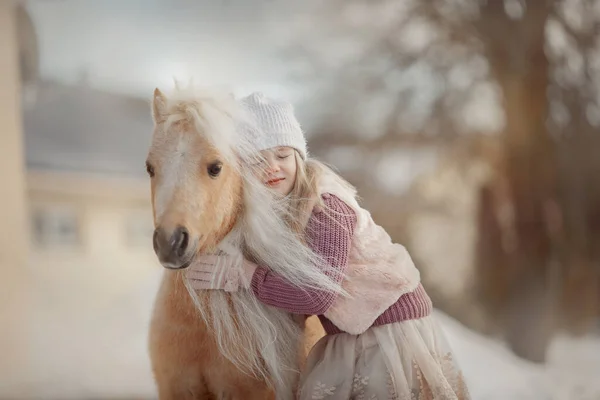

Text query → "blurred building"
[0,1,35,396]
[1,3,159,397]
[21,79,160,310]
[19,79,160,400]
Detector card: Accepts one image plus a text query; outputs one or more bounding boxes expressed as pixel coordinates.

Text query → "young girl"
[186,92,470,399]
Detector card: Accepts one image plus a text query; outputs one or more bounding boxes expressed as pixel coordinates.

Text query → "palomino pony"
[146,87,336,399]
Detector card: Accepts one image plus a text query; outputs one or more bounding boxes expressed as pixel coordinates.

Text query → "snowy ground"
[19,267,600,399]
[437,311,600,400]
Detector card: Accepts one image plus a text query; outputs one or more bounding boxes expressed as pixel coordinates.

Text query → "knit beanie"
[238,92,308,160]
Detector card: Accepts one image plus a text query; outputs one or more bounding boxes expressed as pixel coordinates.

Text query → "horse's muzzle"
[153,225,196,269]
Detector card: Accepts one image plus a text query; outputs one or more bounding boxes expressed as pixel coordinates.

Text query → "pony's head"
[146,87,243,269]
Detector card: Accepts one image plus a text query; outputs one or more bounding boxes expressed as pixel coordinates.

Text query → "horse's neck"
[160,271,209,323]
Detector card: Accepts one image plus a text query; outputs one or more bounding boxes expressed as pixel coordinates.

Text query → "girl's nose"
[266,161,280,173]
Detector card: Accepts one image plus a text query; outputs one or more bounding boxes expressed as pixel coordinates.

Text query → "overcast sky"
[26,0,303,100]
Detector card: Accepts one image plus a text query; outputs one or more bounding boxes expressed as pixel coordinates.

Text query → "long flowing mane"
[157,86,344,396]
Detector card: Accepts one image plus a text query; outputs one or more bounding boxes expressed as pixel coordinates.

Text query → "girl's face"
[256,146,298,196]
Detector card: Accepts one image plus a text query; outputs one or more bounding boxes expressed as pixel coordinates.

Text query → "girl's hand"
[185,254,257,292]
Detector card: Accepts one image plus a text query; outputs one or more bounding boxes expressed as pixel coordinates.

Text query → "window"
[32,205,81,248]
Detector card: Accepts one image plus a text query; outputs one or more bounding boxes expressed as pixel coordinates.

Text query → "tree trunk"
[474,2,559,362]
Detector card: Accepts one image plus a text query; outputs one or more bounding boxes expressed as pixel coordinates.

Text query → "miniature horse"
[145,87,329,399]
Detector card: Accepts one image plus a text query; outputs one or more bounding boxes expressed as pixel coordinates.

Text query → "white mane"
[159,85,344,397]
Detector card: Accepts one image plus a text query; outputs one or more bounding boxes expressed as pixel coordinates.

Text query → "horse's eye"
[207,162,222,178]
[146,162,155,177]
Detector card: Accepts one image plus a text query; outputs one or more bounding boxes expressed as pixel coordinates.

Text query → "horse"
[145,86,336,399]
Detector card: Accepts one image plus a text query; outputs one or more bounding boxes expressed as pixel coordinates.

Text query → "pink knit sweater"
[251,194,432,335]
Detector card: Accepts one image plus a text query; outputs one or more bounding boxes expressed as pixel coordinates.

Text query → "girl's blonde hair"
[284,151,323,235]
[284,150,357,236]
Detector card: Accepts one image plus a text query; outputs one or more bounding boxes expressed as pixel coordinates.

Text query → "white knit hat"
[238,92,308,160]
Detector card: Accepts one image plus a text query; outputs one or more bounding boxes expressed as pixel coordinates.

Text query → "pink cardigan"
[250,194,432,335]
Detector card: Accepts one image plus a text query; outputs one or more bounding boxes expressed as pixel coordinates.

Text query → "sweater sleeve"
[250,193,357,315]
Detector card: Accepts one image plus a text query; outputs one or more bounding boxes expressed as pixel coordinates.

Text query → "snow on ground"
[19,265,600,399]
[437,310,600,400]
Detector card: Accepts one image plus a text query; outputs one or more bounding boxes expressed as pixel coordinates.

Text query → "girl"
[186,92,471,399]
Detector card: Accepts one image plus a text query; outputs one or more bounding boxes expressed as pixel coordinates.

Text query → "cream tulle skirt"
[297,316,470,400]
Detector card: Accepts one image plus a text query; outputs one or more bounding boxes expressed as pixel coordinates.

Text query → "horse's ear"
[152,88,167,123]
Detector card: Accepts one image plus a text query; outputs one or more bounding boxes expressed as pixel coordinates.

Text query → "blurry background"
[1,0,600,398]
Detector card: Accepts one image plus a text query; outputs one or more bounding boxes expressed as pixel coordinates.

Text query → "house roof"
[23,80,154,178]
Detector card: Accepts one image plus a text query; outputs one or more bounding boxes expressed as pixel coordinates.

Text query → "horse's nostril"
[173,226,189,257]
[179,228,189,256]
